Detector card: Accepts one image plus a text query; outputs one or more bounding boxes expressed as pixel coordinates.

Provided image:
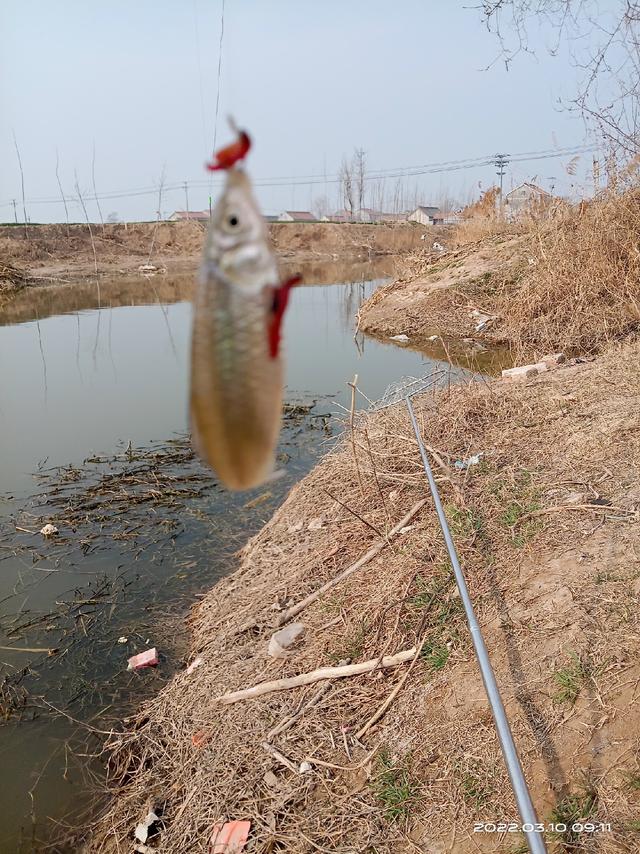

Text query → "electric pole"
[11,199,17,224]
[493,153,510,216]
[184,181,190,219]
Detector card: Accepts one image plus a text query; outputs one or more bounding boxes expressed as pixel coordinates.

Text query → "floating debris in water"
[39,523,58,537]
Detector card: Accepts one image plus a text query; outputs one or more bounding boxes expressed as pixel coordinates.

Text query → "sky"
[0,1,610,223]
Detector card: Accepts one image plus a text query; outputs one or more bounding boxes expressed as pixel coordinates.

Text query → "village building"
[503,182,552,220]
[278,210,316,222]
[168,210,210,222]
[408,205,441,225]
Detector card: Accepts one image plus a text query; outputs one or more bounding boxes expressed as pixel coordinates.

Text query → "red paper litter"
[127,648,159,670]
[209,820,250,853]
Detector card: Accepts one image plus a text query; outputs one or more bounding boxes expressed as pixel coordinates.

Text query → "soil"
[86,338,640,853]
[356,235,526,349]
[0,220,435,288]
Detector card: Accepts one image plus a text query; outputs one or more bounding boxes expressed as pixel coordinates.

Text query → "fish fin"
[206,129,251,172]
[268,274,302,359]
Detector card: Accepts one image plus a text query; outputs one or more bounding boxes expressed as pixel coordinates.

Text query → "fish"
[189,126,300,491]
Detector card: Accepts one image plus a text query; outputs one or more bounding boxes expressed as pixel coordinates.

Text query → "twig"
[276,499,427,626]
[523,503,637,521]
[356,635,427,739]
[324,489,383,537]
[267,682,332,740]
[261,741,299,774]
[217,647,418,704]
[347,374,365,495]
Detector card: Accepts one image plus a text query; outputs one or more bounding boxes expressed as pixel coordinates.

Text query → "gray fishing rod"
[405,394,547,854]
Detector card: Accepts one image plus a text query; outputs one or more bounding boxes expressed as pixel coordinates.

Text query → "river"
[0,258,481,851]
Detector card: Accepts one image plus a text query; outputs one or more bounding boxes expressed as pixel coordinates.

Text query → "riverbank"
[358,189,640,362]
[0,220,434,290]
[88,337,640,853]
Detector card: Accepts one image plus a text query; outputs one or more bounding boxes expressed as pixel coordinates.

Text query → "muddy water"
[0,258,477,852]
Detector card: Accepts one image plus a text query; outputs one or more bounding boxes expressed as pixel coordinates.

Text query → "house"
[503,183,552,220]
[278,210,315,222]
[263,214,279,223]
[431,210,462,225]
[408,206,441,225]
[169,210,210,222]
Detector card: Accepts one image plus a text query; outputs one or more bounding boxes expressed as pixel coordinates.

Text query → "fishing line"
[209,0,226,206]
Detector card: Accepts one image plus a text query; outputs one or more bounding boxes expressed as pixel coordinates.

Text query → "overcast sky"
[1,1,607,222]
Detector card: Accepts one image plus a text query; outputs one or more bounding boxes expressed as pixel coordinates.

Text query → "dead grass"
[80,340,640,853]
[370,186,640,360]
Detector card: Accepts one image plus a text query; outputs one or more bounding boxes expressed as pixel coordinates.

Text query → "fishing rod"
[404,392,548,854]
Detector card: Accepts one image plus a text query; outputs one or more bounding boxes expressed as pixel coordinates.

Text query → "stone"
[268,623,306,659]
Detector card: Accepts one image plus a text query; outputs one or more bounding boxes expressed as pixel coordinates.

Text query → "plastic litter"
[128,648,159,670]
[389,334,409,342]
[134,809,159,843]
[40,524,59,537]
[454,453,484,470]
[268,623,305,659]
[209,820,251,853]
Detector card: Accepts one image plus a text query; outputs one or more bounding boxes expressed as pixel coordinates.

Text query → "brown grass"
[81,341,640,853]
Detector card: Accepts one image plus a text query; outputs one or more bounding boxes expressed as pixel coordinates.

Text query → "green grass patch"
[421,639,450,671]
[552,652,592,704]
[371,749,420,821]
[549,786,597,846]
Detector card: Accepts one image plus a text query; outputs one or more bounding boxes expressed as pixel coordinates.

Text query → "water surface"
[0,258,474,851]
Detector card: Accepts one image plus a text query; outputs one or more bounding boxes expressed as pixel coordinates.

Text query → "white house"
[278,210,316,222]
[408,206,441,226]
[169,210,210,222]
[504,183,552,220]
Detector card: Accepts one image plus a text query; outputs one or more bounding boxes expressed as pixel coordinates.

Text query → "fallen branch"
[276,499,427,627]
[217,647,418,705]
[356,635,427,739]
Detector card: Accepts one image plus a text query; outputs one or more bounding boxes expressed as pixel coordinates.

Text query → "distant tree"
[353,147,367,217]
[339,157,355,219]
[312,195,331,220]
[107,211,121,224]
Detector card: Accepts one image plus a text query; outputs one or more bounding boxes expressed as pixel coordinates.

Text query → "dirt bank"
[88,339,640,853]
[0,220,434,287]
[358,189,640,361]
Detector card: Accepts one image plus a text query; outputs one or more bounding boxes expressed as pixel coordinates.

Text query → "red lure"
[206,129,252,171]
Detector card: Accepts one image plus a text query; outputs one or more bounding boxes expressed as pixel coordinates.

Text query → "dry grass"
[80,341,640,853]
[377,186,640,360]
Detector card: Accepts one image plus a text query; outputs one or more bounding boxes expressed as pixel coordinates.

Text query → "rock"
[40,523,59,537]
[299,761,313,774]
[541,352,567,367]
[307,517,325,531]
[128,647,159,670]
[268,623,305,659]
[389,334,410,343]
[288,520,304,534]
[501,362,548,381]
[427,334,440,342]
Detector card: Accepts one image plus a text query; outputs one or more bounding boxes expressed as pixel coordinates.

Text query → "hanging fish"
[189,125,301,490]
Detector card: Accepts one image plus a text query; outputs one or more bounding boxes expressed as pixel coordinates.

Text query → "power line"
[0,143,598,209]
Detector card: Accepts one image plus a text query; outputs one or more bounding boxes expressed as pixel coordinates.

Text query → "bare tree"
[353,147,367,218]
[91,143,105,233]
[479,1,640,156]
[55,149,70,237]
[12,132,28,238]
[147,166,166,265]
[339,157,355,219]
[312,194,331,220]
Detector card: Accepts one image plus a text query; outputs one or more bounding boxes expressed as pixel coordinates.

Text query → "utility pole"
[11,199,17,224]
[184,181,190,219]
[493,153,510,216]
